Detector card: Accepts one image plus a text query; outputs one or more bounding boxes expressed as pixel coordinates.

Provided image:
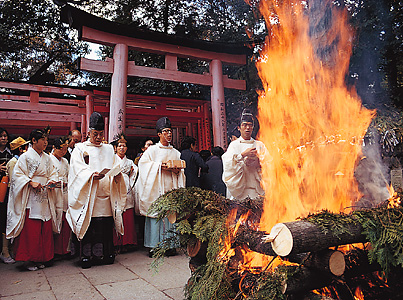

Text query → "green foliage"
[248,268,287,300]
[304,209,361,238]
[151,187,403,298]
[353,204,403,276]
[305,204,403,277]
[149,187,232,300]
[185,260,234,300]
[149,187,228,221]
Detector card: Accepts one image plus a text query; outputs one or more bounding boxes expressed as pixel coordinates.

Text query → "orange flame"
[387,186,401,208]
[255,0,376,231]
[218,209,272,273]
[354,286,365,300]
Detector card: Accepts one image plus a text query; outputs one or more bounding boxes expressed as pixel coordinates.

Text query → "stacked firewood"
[150,188,403,300]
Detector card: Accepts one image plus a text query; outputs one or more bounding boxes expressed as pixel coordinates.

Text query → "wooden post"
[81,115,86,141]
[165,55,177,71]
[104,116,109,142]
[85,94,94,133]
[197,119,203,152]
[203,102,212,150]
[210,60,228,149]
[187,123,192,136]
[109,43,128,142]
[30,91,39,114]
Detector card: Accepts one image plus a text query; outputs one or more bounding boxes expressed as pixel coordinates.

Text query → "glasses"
[240,123,254,129]
[161,129,172,134]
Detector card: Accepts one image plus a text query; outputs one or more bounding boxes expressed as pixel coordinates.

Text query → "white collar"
[157,142,173,149]
[239,137,255,144]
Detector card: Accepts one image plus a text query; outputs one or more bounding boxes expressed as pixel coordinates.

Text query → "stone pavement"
[0,248,191,300]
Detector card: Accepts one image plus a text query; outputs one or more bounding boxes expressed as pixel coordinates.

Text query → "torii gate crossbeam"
[62,5,249,148]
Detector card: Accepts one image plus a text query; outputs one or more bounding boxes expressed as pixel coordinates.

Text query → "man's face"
[158,128,172,144]
[239,122,254,140]
[89,130,104,145]
[69,131,82,148]
[0,131,8,147]
[72,131,82,144]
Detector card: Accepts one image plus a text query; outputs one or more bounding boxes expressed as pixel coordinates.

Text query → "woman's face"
[0,131,8,148]
[116,142,127,157]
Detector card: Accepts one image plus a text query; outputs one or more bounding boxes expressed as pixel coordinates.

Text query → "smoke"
[354,128,391,208]
[347,1,391,110]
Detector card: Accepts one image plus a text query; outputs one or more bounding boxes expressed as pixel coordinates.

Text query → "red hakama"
[14,210,54,262]
[54,212,71,255]
[113,208,137,246]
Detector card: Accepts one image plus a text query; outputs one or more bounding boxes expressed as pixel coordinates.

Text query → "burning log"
[234,226,277,256]
[342,247,382,279]
[279,250,345,295]
[235,226,345,276]
[287,249,346,277]
[187,239,208,272]
[281,266,333,295]
[270,220,366,257]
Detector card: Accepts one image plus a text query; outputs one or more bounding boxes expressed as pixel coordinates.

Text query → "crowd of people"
[0,108,270,271]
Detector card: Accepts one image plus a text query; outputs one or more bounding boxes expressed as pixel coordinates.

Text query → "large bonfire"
[257,0,375,231]
[150,0,403,299]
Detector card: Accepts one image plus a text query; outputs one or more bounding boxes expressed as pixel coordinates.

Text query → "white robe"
[66,141,126,240]
[6,147,60,238]
[116,155,138,211]
[222,137,272,200]
[50,155,69,212]
[135,142,185,217]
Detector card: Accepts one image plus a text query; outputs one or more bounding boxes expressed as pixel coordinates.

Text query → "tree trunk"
[282,266,333,295]
[270,220,366,256]
[286,249,345,276]
[235,226,277,256]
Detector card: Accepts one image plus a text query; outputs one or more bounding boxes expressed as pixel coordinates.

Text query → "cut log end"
[329,250,345,276]
[167,211,177,224]
[187,239,202,257]
[270,223,293,256]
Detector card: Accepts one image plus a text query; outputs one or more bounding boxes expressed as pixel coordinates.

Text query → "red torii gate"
[61,5,249,148]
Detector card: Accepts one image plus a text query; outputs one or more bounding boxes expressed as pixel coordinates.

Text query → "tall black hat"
[240,109,254,126]
[89,112,104,131]
[156,117,172,133]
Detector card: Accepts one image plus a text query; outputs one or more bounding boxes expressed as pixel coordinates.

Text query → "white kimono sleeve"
[66,144,98,240]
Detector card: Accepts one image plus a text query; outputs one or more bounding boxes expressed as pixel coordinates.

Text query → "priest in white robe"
[7,128,60,271]
[66,112,126,269]
[222,109,272,200]
[136,117,185,257]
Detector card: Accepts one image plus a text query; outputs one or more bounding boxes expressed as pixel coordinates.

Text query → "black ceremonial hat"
[89,112,104,131]
[240,109,254,126]
[156,117,172,133]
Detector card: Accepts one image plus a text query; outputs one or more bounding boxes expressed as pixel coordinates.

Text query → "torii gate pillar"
[109,43,128,141]
[210,59,228,148]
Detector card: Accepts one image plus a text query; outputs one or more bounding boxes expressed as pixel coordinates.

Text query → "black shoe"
[148,248,154,258]
[104,254,115,265]
[81,257,91,269]
[165,248,177,257]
